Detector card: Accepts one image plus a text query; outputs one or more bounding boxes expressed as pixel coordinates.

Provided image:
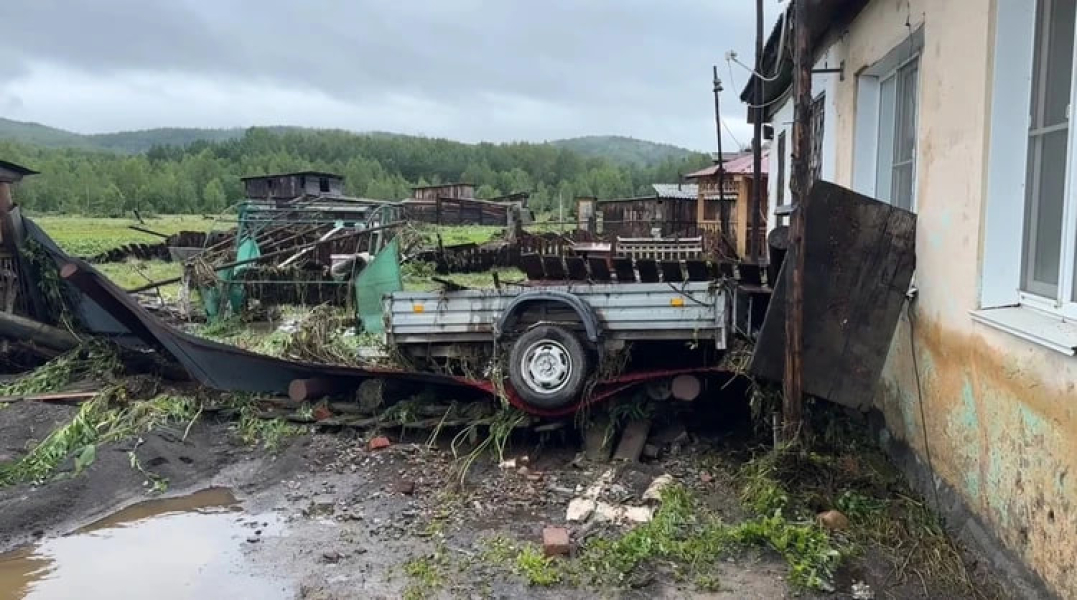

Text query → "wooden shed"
[577,183,699,238]
[411,183,476,202]
[241,171,344,201]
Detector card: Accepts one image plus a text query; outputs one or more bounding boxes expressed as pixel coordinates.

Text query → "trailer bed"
[385,281,728,347]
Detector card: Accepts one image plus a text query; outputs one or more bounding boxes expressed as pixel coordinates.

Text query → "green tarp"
[354,238,402,334]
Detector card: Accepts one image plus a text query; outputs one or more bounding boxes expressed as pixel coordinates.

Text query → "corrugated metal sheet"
[387,282,727,347]
[651,183,700,199]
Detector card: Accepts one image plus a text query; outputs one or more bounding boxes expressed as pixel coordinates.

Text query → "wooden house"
[241,171,344,200]
[410,183,475,202]
[685,152,768,259]
[576,184,700,238]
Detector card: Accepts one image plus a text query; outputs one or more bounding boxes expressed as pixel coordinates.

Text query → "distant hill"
[548,135,700,166]
[0,118,267,153]
[0,118,95,149]
[0,119,701,167]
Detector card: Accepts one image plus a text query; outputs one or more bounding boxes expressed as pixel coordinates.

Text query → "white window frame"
[852,28,923,211]
[1020,0,1077,319]
[979,0,1077,354]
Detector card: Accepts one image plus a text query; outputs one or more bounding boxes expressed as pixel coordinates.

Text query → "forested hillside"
[0,128,710,216]
[548,135,699,166]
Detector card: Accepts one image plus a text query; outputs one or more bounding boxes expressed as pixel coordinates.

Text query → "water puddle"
[0,487,291,600]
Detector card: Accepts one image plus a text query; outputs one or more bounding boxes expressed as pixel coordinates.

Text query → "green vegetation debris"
[0,386,202,486]
[401,548,450,600]
[0,343,121,397]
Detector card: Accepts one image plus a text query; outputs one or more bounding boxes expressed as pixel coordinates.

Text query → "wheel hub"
[522,341,572,393]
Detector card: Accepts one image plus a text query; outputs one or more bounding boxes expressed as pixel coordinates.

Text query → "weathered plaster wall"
[820,0,1077,596]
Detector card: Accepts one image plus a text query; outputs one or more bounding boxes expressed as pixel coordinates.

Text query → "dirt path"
[0,400,1010,599]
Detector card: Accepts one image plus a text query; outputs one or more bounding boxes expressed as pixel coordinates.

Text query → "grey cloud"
[0,0,766,149]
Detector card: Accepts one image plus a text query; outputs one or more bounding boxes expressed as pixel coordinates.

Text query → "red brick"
[368,436,391,450]
[542,526,571,557]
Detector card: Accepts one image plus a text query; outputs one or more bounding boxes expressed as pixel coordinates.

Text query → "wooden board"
[660,261,685,283]
[636,259,659,283]
[588,257,612,282]
[565,256,588,281]
[542,255,566,280]
[738,263,763,286]
[612,258,636,283]
[519,253,545,280]
[685,260,710,281]
[749,181,917,410]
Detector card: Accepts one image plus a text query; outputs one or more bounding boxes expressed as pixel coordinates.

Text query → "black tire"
[507,325,589,410]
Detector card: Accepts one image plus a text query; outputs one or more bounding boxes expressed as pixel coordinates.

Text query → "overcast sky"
[0,0,773,151]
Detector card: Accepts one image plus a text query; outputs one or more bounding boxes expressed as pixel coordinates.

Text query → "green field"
[30,215,514,297]
[29,214,220,300]
[30,214,221,257]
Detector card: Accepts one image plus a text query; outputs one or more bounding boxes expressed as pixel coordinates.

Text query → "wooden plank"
[542,255,567,280]
[739,263,763,286]
[749,181,917,410]
[613,419,652,462]
[685,260,710,281]
[0,390,99,404]
[565,256,588,281]
[612,257,636,283]
[588,257,612,282]
[636,259,659,283]
[660,260,685,283]
[518,253,545,280]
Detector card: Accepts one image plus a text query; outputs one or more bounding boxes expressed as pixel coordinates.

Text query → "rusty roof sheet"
[685,151,769,178]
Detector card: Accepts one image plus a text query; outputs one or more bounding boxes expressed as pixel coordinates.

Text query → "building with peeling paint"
[749,1,1077,597]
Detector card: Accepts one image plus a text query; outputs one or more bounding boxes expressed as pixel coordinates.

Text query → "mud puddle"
[0,487,291,600]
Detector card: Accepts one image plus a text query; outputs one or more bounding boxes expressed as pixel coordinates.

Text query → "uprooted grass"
[580,483,842,591]
[0,354,302,487]
[0,343,122,397]
[0,384,203,486]
[738,440,994,598]
[468,484,840,592]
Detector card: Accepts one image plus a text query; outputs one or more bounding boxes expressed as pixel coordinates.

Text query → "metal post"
[751,0,765,262]
[784,0,811,442]
[713,66,730,242]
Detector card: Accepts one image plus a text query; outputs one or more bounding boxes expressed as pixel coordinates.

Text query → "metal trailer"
[384,282,729,410]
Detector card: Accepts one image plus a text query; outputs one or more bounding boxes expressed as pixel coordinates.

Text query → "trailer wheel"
[508,325,589,410]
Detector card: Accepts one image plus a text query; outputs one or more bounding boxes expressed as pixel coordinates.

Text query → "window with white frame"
[876,59,919,210]
[1022,0,1077,303]
[852,28,922,211]
[977,0,1077,352]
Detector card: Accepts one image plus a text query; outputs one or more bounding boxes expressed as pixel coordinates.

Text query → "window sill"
[970,306,1077,356]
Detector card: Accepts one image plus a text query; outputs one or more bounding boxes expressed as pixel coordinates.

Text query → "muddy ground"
[0,398,1012,600]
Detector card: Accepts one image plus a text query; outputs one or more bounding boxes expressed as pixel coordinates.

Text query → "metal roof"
[410,182,475,190]
[685,151,769,179]
[740,0,870,122]
[651,183,699,200]
[240,171,343,181]
[0,159,39,177]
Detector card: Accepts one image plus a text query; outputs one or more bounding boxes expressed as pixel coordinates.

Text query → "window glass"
[1023,0,1076,297]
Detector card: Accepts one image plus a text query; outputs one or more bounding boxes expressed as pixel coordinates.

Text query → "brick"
[393,479,416,495]
[542,526,571,557]
[368,436,391,450]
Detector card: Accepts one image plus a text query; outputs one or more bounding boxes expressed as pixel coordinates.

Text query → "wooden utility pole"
[750,0,765,262]
[712,66,729,240]
[784,0,812,441]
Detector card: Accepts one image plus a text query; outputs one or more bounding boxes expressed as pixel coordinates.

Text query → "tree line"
[0,128,711,218]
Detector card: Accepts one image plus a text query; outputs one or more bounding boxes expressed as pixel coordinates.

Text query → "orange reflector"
[670,297,685,307]
[412,304,425,313]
